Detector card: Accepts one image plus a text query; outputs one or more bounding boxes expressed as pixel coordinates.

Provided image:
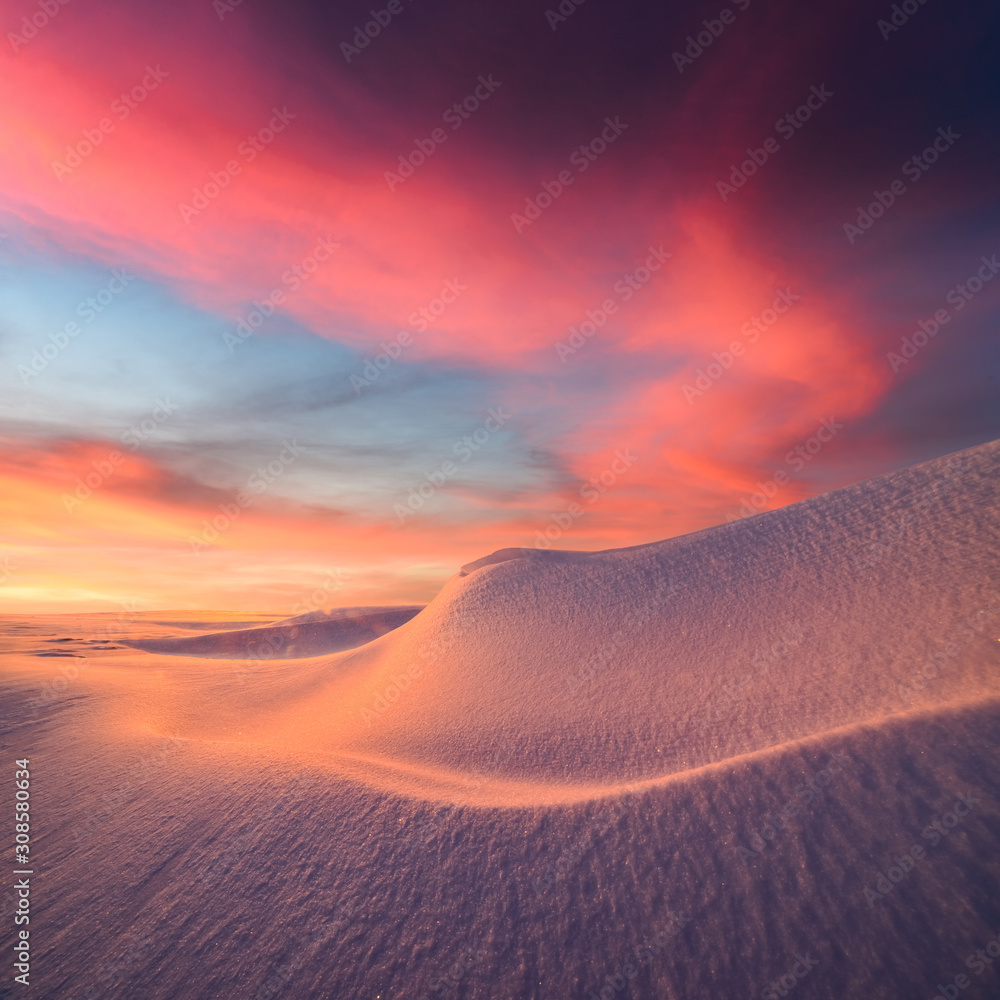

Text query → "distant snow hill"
[121,605,424,659]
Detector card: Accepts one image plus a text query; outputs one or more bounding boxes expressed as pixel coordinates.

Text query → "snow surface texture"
[1,440,999,999]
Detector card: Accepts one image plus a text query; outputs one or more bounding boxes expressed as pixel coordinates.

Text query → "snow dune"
[149,439,999,807]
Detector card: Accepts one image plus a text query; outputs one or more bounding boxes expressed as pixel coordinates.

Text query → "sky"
[0,0,998,613]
